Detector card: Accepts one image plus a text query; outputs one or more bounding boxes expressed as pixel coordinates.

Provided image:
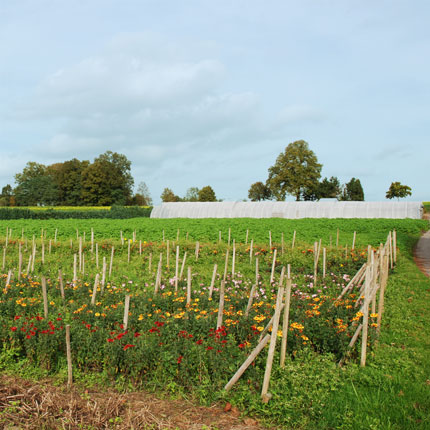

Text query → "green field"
[0,217,429,429]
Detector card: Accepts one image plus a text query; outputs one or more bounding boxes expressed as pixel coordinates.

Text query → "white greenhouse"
[150,201,423,219]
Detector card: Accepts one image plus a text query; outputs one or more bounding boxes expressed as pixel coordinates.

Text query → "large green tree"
[340,178,364,201]
[50,158,89,205]
[248,182,272,201]
[198,185,217,202]
[267,140,322,201]
[317,176,341,199]
[386,182,412,200]
[14,162,58,206]
[161,188,180,202]
[81,151,134,205]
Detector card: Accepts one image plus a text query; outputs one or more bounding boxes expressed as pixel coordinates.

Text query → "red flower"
[196,339,203,345]
[10,327,17,332]
[14,315,21,320]
[206,346,214,350]
[26,335,31,339]
[123,344,135,351]
[177,355,183,364]
[134,332,141,338]
[107,338,114,343]
[154,321,165,327]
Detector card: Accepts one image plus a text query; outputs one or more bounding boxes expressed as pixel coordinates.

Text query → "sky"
[0,0,428,204]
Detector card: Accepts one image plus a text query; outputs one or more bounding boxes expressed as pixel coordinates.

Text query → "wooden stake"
[91,274,99,305]
[175,246,179,291]
[180,251,187,280]
[209,263,217,299]
[360,266,371,367]
[101,257,107,293]
[280,277,292,368]
[249,239,254,263]
[261,285,284,402]
[231,241,236,278]
[123,295,130,330]
[109,246,114,277]
[228,228,231,247]
[270,248,277,284]
[245,283,257,317]
[73,254,77,284]
[66,325,73,388]
[187,266,192,305]
[245,229,249,244]
[224,334,271,392]
[59,269,65,300]
[41,277,49,318]
[127,239,131,263]
[223,249,229,281]
[352,231,356,250]
[292,230,296,249]
[216,280,225,329]
[323,247,326,278]
[269,230,272,249]
[195,241,199,261]
[166,240,170,268]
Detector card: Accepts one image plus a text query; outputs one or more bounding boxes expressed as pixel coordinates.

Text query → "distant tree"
[81,151,134,206]
[340,178,364,201]
[161,188,180,202]
[14,162,59,206]
[386,182,412,200]
[198,185,217,202]
[184,187,200,202]
[134,181,153,206]
[317,176,341,199]
[0,184,13,206]
[267,140,322,201]
[248,182,272,201]
[49,158,89,205]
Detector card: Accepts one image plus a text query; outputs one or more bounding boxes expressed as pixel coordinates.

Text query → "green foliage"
[161,188,180,202]
[386,182,412,200]
[267,140,322,201]
[248,182,272,201]
[340,178,364,201]
[198,186,217,202]
[317,176,341,200]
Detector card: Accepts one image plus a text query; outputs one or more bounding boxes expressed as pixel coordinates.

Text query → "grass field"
[0,217,429,429]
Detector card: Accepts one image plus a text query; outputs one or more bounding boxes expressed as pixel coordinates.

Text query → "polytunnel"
[150,201,423,219]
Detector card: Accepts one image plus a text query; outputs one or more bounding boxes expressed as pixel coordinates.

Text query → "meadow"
[0,217,429,429]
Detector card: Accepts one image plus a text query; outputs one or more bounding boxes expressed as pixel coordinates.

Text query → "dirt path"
[0,375,263,430]
[414,229,430,277]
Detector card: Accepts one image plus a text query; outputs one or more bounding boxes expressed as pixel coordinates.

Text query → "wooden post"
[139,240,142,255]
[91,274,99,305]
[376,254,389,338]
[228,228,231,247]
[82,253,85,275]
[269,230,272,249]
[360,266,371,367]
[166,240,170,268]
[224,334,271,392]
[109,246,114,277]
[187,266,192,305]
[5,269,12,288]
[101,257,106,293]
[175,246,179,291]
[41,277,49,318]
[41,241,45,265]
[249,239,253,263]
[66,325,73,388]
[73,254,77,284]
[95,243,99,268]
[31,244,36,272]
[255,257,259,285]
[336,228,339,248]
[352,231,356,250]
[270,248,277,284]
[216,281,225,329]
[176,229,180,241]
[79,237,82,272]
[245,283,257,317]
[123,295,130,331]
[179,251,187,280]
[223,249,229,281]
[54,228,57,244]
[393,229,397,265]
[245,229,249,244]
[209,263,217,299]
[154,253,162,295]
[292,230,296,249]
[231,241,236,278]
[59,269,65,300]
[127,239,131,263]
[323,247,326,278]
[261,285,284,402]
[281,232,284,255]
[49,239,52,255]
[195,241,199,261]
[219,230,222,243]
[280,276,292,368]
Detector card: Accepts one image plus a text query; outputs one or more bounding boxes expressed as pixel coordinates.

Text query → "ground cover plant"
[0,217,429,429]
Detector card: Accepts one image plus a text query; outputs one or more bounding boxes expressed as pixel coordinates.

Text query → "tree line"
[0,151,152,207]
[0,142,411,207]
[248,140,411,202]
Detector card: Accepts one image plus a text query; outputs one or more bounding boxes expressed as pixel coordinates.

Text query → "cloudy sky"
[1,0,428,204]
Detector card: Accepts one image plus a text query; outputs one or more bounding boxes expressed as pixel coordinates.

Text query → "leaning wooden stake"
[224,334,271,392]
[360,265,371,367]
[91,274,100,305]
[209,263,217,299]
[223,249,229,281]
[66,325,73,388]
[59,269,65,300]
[280,276,292,368]
[270,248,277,284]
[376,254,389,338]
[292,231,296,249]
[261,285,284,403]
[179,251,187,280]
[109,246,114,277]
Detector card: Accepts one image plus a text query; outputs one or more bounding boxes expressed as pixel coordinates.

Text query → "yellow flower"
[95,312,100,317]
[256,326,264,332]
[370,313,378,318]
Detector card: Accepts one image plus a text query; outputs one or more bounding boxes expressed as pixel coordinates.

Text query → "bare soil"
[0,375,263,430]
